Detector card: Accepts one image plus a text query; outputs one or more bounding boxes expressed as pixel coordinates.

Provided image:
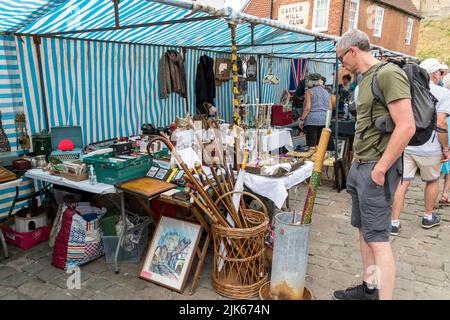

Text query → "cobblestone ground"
[1,177,449,300]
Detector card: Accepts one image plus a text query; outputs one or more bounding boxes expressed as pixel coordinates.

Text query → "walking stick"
[300,128,332,225]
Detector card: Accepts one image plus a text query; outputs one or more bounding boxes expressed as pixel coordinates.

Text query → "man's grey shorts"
[347,158,402,243]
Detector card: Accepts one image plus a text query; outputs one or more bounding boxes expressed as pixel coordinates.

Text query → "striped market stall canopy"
[15,0,338,61]
[0,0,66,32]
[0,0,416,219]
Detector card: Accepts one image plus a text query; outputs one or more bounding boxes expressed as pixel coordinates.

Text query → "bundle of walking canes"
[148,125,332,227]
[149,131,267,228]
[149,131,272,298]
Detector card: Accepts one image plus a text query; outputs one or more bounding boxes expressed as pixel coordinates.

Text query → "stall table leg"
[188,206,211,295]
[114,192,126,274]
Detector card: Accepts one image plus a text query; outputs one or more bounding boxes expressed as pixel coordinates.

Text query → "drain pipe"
[339,0,347,36]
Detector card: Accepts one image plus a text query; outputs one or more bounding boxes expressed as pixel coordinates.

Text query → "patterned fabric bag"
[52,203,105,270]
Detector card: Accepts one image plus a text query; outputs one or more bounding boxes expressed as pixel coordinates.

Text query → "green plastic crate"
[83,152,152,185]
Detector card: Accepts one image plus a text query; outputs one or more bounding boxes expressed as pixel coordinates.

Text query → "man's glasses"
[338,48,351,63]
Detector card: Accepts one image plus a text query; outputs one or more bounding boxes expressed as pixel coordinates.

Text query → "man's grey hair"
[336,29,371,52]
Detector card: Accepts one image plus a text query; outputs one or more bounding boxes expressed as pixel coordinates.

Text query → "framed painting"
[336,139,346,160]
[146,166,160,178]
[140,216,202,292]
[155,168,169,180]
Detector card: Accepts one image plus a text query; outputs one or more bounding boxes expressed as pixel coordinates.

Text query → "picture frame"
[155,168,169,180]
[146,166,160,178]
[173,169,185,181]
[336,139,346,160]
[140,216,202,292]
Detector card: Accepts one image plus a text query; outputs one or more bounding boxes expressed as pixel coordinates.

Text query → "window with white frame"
[373,6,384,37]
[348,0,360,30]
[313,0,330,32]
[405,17,414,45]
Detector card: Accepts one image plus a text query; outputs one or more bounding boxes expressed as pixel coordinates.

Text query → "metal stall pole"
[334,51,341,191]
[33,36,50,131]
[229,23,240,126]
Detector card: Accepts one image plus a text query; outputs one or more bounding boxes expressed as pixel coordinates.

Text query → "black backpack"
[370,59,442,147]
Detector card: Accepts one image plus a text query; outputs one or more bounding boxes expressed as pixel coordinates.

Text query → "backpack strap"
[358,63,390,154]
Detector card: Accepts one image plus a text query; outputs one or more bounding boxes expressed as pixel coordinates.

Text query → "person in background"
[438,71,450,205]
[437,64,448,87]
[299,73,333,150]
[338,74,352,111]
[391,58,450,234]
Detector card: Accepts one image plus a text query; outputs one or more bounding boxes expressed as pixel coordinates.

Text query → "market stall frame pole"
[258,54,262,102]
[333,49,340,188]
[33,36,50,131]
[182,47,190,113]
[113,0,120,28]
[16,16,218,37]
[230,23,240,127]
[201,39,332,49]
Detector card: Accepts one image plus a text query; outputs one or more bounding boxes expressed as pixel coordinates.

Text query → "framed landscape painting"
[140,216,202,292]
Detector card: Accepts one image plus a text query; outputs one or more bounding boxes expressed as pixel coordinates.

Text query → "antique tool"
[0,111,11,153]
[15,112,30,152]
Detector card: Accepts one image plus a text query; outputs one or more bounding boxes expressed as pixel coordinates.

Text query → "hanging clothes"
[159,50,187,99]
[195,55,216,115]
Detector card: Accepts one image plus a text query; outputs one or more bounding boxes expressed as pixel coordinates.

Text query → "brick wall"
[244,0,421,55]
[358,0,420,55]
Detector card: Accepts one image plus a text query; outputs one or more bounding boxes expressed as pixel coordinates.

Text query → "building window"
[348,0,360,30]
[373,6,384,37]
[312,0,330,32]
[405,17,414,45]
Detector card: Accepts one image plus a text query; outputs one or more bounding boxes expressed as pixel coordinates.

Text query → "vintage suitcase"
[50,126,84,161]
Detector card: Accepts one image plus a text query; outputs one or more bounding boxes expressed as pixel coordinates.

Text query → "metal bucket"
[269,211,311,300]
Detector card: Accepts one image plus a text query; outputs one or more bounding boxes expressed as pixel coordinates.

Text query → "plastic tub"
[102,214,151,264]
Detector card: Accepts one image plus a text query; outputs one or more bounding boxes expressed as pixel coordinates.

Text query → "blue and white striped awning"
[14,0,339,61]
[0,0,66,33]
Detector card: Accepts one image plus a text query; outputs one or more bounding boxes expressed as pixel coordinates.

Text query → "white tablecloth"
[260,129,293,152]
[242,161,313,209]
[25,169,117,194]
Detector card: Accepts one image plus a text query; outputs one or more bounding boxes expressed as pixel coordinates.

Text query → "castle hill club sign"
[277,2,310,27]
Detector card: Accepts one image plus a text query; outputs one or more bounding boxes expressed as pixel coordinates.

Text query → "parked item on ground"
[52,202,106,270]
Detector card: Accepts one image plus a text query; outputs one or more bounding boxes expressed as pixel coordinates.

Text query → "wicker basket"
[211,191,269,299]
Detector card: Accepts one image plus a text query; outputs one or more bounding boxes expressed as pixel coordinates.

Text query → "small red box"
[151,200,177,222]
[272,104,293,126]
[2,223,52,250]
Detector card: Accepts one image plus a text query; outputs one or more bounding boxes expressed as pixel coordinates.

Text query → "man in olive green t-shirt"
[333,30,416,301]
